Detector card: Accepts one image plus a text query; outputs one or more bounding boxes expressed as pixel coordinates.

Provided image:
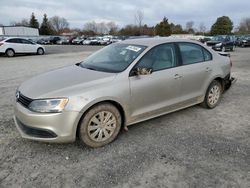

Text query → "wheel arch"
[5,48,15,53]
[75,99,126,139]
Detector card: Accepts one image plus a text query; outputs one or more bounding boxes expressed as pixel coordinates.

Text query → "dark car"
[237,36,250,47]
[206,35,235,52]
[49,37,61,44]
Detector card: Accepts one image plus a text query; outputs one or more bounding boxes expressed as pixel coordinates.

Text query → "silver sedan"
[14,38,235,147]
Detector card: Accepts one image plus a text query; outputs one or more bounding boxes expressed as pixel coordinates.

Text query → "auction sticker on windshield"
[126,45,142,52]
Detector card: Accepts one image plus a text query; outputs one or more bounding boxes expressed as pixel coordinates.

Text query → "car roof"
[120,37,202,47]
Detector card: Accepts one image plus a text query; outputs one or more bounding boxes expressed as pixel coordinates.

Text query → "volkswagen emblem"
[16,91,20,100]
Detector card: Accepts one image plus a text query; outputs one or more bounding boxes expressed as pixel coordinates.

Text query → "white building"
[0,26,39,36]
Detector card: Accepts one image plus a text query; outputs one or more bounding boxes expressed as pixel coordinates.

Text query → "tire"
[5,49,15,57]
[231,45,235,51]
[201,80,222,109]
[78,103,122,148]
[37,48,44,55]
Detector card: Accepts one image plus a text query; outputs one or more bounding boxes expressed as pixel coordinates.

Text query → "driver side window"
[135,43,176,71]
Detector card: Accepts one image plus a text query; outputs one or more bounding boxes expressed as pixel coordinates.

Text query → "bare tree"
[199,22,206,34]
[84,21,98,33]
[237,17,250,34]
[186,21,194,33]
[106,21,119,34]
[50,16,69,34]
[10,19,29,27]
[134,10,144,34]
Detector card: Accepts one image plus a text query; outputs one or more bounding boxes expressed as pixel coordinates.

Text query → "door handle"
[205,67,212,72]
[174,74,182,79]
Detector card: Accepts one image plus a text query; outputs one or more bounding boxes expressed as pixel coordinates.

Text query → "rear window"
[0,37,6,42]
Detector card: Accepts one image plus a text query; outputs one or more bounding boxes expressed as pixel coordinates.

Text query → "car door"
[129,43,183,120]
[177,42,213,103]
[5,38,24,53]
[20,39,36,53]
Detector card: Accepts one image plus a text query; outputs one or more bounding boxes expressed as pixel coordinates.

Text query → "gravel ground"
[0,46,250,188]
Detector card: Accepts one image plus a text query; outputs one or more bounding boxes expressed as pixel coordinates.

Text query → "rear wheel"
[201,80,222,109]
[5,49,15,57]
[37,48,44,55]
[78,103,122,148]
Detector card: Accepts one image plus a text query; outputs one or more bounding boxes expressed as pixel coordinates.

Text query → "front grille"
[17,93,33,108]
[16,118,57,138]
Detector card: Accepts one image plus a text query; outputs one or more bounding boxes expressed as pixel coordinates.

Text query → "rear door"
[177,42,213,103]
[5,38,24,53]
[129,43,183,119]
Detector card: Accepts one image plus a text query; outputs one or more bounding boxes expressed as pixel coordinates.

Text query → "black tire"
[78,103,122,148]
[201,80,222,109]
[5,49,15,57]
[37,48,44,55]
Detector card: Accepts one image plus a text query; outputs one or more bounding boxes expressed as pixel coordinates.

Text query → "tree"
[236,17,250,34]
[186,21,195,34]
[170,23,184,34]
[11,19,29,27]
[50,16,69,34]
[155,17,171,36]
[106,21,119,35]
[199,22,207,34]
[39,14,54,35]
[29,12,39,28]
[210,16,233,35]
[134,10,144,35]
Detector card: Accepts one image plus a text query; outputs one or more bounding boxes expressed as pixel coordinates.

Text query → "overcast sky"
[0,0,249,30]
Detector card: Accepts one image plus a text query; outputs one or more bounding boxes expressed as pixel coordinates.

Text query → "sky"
[0,0,249,30]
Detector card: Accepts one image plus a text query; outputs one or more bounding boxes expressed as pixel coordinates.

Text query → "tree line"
[7,12,250,36]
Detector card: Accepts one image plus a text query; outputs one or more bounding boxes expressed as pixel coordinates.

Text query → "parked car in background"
[206,35,235,52]
[83,38,91,45]
[72,37,85,45]
[49,36,61,44]
[14,38,235,147]
[0,37,45,57]
[56,37,70,45]
[237,36,250,47]
[36,38,50,45]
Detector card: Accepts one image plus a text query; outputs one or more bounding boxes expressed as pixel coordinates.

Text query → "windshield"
[79,43,147,73]
[212,36,226,42]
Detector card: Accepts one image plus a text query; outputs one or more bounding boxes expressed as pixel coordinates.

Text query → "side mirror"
[134,67,153,76]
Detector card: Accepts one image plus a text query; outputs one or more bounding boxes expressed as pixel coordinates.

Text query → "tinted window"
[21,39,33,44]
[179,43,204,65]
[6,38,22,43]
[135,43,176,71]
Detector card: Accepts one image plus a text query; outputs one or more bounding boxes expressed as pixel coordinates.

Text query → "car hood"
[19,65,117,99]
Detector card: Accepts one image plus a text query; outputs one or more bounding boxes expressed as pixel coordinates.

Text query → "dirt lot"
[0,46,250,188]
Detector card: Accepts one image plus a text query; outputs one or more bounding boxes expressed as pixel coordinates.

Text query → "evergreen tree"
[155,17,171,36]
[210,16,233,35]
[40,14,54,35]
[29,12,39,28]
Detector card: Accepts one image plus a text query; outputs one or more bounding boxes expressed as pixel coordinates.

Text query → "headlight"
[28,98,68,113]
[215,43,222,47]
[242,40,247,43]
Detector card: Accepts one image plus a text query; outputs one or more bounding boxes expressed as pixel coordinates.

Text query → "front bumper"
[14,102,82,143]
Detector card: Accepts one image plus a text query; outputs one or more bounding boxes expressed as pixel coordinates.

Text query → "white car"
[0,37,45,57]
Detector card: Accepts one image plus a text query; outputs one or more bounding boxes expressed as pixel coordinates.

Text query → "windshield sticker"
[126,46,141,52]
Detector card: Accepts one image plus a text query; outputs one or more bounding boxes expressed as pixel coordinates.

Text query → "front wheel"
[37,48,44,55]
[201,80,222,109]
[78,103,122,148]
